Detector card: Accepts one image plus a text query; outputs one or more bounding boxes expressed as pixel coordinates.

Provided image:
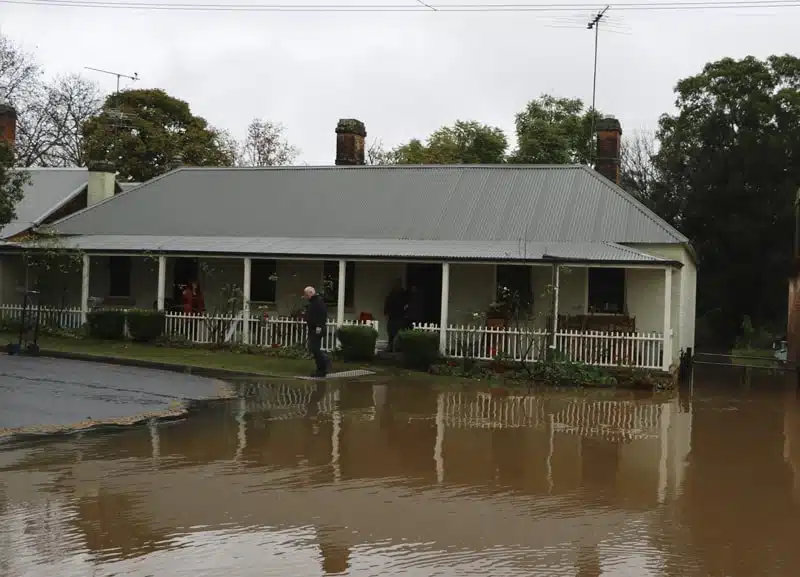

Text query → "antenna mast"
[84,66,138,95]
[587,5,610,164]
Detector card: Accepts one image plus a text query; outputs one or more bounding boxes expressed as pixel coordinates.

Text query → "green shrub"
[126,309,166,342]
[529,359,615,387]
[395,329,440,370]
[86,309,126,340]
[336,325,378,362]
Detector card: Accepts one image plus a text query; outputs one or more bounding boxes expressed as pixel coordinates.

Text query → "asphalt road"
[0,355,235,435]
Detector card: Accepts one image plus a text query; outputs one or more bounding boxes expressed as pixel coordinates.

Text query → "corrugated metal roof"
[1,168,88,239]
[33,235,674,264]
[49,165,688,244]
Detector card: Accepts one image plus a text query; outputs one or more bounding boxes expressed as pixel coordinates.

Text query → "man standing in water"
[304,286,331,377]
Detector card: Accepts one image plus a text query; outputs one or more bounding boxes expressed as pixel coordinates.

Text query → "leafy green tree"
[82,88,233,182]
[510,94,600,164]
[0,131,27,230]
[653,55,800,345]
[394,120,508,164]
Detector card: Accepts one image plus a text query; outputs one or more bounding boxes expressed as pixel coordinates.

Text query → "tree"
[0,34,39,106]
[510,94,600,165]
[82,88,233,182]
[16,74,102,167]
[394,120,508,164]
[653,54,800,345]
[365,138,396,165]
[1,34,102,168]
[234,118,297,167]
[0,131,27,229]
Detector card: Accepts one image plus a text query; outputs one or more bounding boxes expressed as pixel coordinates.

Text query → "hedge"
[335,325,378,362]
[395,329,440,371]
[126,309,166,342]
[86,309,126,340]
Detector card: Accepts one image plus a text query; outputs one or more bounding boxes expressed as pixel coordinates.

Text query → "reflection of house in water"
[2,384,693,574]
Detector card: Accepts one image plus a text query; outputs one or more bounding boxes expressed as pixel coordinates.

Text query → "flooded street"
[2,368,800,576]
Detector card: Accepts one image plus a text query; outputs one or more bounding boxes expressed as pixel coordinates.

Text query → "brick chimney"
[594,117,622,185]
[87,161,116,206]
[335,119,366,166]
[0,102,17,148]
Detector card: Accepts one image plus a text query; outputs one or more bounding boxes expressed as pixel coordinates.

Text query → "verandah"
[0,252,674,370]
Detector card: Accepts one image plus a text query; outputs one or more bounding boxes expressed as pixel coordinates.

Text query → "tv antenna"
[587,5,610,164]
[84,67,139,95]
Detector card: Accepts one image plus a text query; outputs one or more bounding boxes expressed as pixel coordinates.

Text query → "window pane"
[251,260,277,302]
[496,265,532,308]
[588,268,625,313]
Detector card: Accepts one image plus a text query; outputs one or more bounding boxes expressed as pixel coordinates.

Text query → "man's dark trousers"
[387,317,404,352]
[308,330,329,376]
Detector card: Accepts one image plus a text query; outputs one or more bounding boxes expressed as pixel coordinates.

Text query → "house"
[0,112,696,371]
[0,104,139,304]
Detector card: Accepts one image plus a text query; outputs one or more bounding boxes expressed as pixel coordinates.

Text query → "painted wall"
[627,243,697,354]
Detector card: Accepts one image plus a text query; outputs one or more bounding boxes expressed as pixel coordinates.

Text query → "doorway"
[405,263,442,324]
[172,257,199,307]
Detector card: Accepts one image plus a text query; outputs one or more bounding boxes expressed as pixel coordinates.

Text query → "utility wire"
[1,0,799,11]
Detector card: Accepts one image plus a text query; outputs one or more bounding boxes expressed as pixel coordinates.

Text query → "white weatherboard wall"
[627,243,696,354]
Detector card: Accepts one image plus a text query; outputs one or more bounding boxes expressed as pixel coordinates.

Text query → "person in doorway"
[383,278,408,352]
[304,286,332,378]
[405,284,424,328]
[181,281,205,314]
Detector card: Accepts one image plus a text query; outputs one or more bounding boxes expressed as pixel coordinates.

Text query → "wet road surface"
[1,366,800,576]
[0,356,234,435]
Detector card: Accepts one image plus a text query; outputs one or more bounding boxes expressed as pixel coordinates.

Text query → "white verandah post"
[336,259,346,327]
[550,264,561,351]
[156,255,167,311]
[662,267,672,372]
[80,253,90,324]
[242,257,252,344]
[439,262,450,355]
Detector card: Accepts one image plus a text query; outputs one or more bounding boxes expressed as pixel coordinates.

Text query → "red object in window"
[359,312,374,322]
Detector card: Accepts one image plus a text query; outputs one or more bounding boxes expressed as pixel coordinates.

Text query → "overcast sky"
[0,1,797,164]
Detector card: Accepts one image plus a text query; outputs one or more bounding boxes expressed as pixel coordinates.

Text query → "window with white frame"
[251,259,277,302]
[588,267,626,313]
[322,261,355,308]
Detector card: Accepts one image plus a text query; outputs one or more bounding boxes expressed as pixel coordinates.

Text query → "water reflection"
[0,373,799,575]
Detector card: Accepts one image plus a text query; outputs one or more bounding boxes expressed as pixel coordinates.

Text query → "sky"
[0,0,798,165]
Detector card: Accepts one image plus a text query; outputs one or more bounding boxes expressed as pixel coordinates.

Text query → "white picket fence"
[0,304,379,352]
[0,304,83,330]
[414,323,664,370]
[165,311,379,351]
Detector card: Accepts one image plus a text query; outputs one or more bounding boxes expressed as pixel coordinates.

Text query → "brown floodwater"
[1,366,800,576]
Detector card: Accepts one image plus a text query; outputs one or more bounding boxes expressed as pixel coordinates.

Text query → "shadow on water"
[1,369,800,576]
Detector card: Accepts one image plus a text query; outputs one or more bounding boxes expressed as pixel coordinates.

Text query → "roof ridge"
[172,164,586,172]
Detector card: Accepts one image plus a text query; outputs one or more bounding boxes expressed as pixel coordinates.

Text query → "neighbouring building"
[0,113,697,371]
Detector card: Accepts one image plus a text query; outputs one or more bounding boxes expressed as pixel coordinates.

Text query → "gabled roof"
[1,168,89,239]
[49,165,688,245]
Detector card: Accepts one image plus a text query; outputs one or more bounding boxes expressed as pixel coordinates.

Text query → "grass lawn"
[1,332,318,377]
